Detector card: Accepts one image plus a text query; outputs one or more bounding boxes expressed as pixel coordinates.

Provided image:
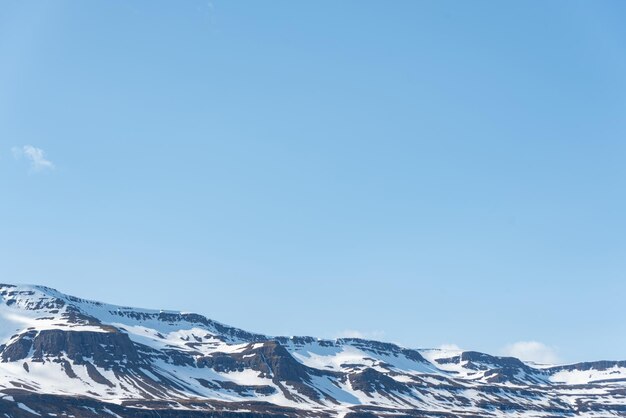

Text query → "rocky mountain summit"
[0,283,624,417]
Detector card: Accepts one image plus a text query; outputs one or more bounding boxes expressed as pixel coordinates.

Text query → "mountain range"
[0,283,624,417]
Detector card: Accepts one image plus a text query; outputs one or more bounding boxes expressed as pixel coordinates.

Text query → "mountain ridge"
[1,283,624,417]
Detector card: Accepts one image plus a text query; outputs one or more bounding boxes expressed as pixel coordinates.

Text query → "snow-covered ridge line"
[3,283,624,370]
[1,282,625,417]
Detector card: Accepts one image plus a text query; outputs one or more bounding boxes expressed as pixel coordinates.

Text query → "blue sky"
[1,1,625,364]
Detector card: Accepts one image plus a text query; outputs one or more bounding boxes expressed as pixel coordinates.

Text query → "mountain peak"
[1,283,625,417]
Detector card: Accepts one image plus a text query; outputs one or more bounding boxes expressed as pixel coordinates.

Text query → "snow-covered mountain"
[0,284,624,417]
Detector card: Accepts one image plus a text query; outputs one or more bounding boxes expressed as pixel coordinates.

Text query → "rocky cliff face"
[0,283,625,417]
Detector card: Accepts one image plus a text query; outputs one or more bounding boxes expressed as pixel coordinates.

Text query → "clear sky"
[1,1,625,364]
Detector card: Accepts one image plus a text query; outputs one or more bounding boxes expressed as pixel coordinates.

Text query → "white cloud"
[12,145,54,171]
[334,329,385,340]
[501,341,560,364]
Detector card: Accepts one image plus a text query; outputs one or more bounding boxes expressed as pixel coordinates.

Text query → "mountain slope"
[0,283,624,417]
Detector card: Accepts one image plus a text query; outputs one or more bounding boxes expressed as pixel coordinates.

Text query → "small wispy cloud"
[334,329,385,340]
[501,341,560,364]
[12,145,55,172]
